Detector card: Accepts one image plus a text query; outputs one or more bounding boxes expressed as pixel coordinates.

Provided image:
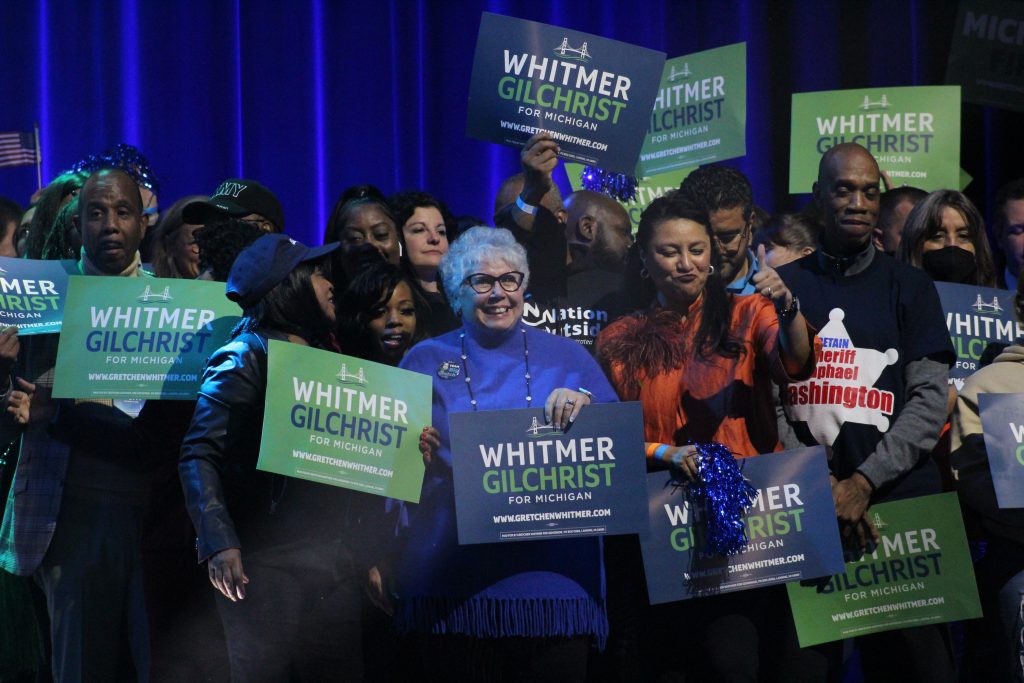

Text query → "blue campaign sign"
[0,256,77,335]
[465,12,665,173]
[979,393,1024,508]
[641,446,844,604]
[935,282,1023,389]
[449,402,648,544]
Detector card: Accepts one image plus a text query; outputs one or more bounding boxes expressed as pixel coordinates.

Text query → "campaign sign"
[979,393,1024,508]
[641,446,843,604]
[935,282,1023,389]
[448,402,648,544]
[52,277,239,399]
[0,257,76,334]
[637,42,746,176]
[466,12,666,173]
[787,493,982,647]
[565,162,695,232]
[947,0,1024,112]
[257,340,430,503]
[789,86,961,193]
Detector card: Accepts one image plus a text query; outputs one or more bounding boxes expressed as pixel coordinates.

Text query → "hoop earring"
[640,266,649,279]
[708,265,715,275]
[399,242,403,258]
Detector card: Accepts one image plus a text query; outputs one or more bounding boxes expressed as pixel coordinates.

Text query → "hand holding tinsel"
[686,442,757,556]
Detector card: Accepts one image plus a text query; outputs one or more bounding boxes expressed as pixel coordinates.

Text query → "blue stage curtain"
[0,0,1018,246]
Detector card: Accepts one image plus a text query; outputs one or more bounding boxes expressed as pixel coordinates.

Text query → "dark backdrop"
[0,0,1020,246]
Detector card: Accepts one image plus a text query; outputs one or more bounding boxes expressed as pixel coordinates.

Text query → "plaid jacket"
[0,265,151,576]
[0,334,69,575]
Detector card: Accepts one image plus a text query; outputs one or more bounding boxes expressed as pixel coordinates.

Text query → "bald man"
[564,190,632,273]
[777,144,956,682]
[495,136,631,352]
[0,168,153,681]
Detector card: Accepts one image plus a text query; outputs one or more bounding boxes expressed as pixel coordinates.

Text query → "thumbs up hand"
[750,244,794,313]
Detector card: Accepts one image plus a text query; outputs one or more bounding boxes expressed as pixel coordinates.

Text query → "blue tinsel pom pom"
[68,143,159,193]
[688,442,757,556]
[580,166,638,203]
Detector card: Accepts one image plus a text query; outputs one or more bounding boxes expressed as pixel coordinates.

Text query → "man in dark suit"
[0,168,152,682]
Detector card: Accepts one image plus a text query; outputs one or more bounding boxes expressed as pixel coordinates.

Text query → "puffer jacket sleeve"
[179,334,266,562]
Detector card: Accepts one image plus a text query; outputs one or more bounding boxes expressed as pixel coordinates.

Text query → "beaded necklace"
[459,326,532,410]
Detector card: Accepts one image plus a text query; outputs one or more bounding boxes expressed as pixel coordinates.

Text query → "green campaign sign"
[52,276,240,400]
[256,340,430,503]
[947,0,1024,112]
[786,493,981,647]
[637,42,746,176]
[789,86,961,193]
[565,162,694,232]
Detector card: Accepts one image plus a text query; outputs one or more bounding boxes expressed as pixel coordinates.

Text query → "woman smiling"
[382,226,617,681]
[596,191,820,682]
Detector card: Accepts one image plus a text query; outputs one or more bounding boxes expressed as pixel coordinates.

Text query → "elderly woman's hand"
[544,388,591,431]
[419,426,441,467]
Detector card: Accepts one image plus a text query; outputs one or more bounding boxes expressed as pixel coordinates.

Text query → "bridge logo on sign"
[668,62,692,82]
[859,94,890,110]
[137,285,173,304]
[526,416,563,437]
[553,37,591,62]
[336,362,368,387]
[971,293,1003,316]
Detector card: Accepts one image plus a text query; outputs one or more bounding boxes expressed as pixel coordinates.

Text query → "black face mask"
[921,246,977,284]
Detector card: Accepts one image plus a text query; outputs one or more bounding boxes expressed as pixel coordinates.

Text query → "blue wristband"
[654,444,670,461]
[515,195,538,215]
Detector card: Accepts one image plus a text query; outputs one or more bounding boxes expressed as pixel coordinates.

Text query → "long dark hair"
[232,258,334,350]
[27,171,89,260]
[338,262,429,362]
[897,190,996,287]
[624,190,741,358]
[150,194,207,278]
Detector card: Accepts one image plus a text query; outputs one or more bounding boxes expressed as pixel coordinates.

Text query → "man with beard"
[679,164,759,294]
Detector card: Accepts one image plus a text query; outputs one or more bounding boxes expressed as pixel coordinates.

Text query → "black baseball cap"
[227,234,339,310]
[184,178,285,231]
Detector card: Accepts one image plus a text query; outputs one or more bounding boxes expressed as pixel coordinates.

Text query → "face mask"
[921,246,977,284]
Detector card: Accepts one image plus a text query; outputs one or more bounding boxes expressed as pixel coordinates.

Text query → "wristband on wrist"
[776,296,800,321]
[577,387,594,400]
[515,195,538,215]
[645,443,670,461]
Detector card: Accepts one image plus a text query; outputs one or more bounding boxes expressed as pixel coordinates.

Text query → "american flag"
[0,131,37,168]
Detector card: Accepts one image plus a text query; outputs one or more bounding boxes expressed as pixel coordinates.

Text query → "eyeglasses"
[713,223,751,248]
[463,271,525,294]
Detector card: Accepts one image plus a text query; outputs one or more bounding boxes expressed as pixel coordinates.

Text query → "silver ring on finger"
[565,399,576,405]
[763,286,772,298]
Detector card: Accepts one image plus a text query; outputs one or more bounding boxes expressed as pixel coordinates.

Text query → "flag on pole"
[0,131,38,168]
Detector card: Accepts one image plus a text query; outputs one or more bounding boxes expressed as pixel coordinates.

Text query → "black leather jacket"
[179,330,353,562]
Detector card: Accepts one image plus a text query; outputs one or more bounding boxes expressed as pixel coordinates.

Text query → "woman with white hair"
[378,226,617,681]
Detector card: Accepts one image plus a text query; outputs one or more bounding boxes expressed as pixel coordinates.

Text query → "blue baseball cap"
[226,234,339,310]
